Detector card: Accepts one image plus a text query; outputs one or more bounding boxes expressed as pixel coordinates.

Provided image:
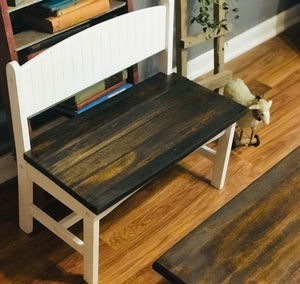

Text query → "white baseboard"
[187,3,300,80]
[0,152,17,184]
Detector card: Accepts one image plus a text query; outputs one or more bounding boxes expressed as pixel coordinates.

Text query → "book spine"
[57,0,96,16]
[73,81,106,106]
[38,0,78,12]
[76,80,126,110]
[74,69,128,104]
[27,48,48,60]
[76,83,132,114]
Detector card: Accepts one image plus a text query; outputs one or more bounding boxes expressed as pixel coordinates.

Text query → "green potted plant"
[191,0,239,35]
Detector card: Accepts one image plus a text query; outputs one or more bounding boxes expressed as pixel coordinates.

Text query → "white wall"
[188,3,300,80]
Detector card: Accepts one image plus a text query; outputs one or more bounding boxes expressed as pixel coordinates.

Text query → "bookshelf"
[0,0,134,153]
[14,0,127,51]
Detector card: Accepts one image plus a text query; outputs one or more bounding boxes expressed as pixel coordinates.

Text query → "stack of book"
[57,69,132,115]
[21,0,110,33]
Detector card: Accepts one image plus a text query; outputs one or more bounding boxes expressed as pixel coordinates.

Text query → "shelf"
[15,24,87,51]
[14,0,126,51]
[8,0,42,13]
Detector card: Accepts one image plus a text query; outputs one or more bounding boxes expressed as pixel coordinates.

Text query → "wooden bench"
[6,1,247,283]
[153,147,300,284]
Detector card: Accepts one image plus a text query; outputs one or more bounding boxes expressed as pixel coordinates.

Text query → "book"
[63,69,128,108]
[56,83,133,116]
[38,0,78,12]
[27,48,48,60]
[76,80,126,110]
[76,83,132,114]
[60,80,126,110]
[57,0,96,16]
[25,0,95,18]
[21,0,110,33]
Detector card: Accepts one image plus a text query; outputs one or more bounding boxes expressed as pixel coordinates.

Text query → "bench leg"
[83,214,99,284]
[18,170,33,233]
[211,123,236,189]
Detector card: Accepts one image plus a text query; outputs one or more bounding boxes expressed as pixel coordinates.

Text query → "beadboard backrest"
[6,1,174,158]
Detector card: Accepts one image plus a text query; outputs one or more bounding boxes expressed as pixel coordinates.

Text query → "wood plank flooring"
[0,23,299,283]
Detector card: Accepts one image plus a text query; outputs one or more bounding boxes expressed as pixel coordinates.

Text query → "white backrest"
[6,0,174,161]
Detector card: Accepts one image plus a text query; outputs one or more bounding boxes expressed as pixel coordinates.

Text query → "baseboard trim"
[187,3,300,80]
[0,152,17,184]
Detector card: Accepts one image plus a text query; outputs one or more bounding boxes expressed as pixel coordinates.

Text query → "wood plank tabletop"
[153,146,300,284]
[25,72,247,215]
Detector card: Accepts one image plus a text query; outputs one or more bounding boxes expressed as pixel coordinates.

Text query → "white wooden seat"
[6,1,247,282]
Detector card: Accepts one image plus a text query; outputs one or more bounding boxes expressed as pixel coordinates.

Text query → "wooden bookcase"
[0,0,134,152]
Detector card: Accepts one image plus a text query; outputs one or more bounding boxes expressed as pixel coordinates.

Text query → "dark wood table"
[153,146,300,283]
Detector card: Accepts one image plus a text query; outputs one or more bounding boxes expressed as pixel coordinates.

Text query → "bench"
[6,1,247,283]
[153,147,300,284]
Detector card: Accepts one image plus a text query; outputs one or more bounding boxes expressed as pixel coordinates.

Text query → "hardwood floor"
[153,147,300,283]
[0,24,299,283]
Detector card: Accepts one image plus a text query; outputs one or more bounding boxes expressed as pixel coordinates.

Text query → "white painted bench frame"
[6,0,234,282]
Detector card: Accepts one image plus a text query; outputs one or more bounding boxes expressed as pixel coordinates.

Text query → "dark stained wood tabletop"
[153,146,300,284]
[25,72,247,215]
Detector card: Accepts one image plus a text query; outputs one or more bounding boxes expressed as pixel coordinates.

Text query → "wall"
[227,0,299,35]
[189,0,299,37]
[189,0,299,58]
[134,0,300,80]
